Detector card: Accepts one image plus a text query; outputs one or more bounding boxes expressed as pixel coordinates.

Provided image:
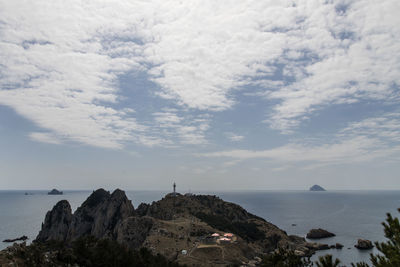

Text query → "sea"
[0,190,399,266]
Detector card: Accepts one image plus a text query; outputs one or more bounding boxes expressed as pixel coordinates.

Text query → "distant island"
[47,189,63,195]
[309,184,326,191]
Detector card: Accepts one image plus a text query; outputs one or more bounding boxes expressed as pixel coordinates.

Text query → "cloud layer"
[0,0,399,150]
[199,112,400,168]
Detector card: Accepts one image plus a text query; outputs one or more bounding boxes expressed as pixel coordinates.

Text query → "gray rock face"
[36,189,136,244]
[355,239,374,250]
[67,189,135,240]
[36,200,72,242]
[306,228,335,239]
[115,216,154,249]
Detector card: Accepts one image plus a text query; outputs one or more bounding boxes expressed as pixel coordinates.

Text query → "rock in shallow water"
[335,243,344,249]
[355,239,374,250]
[306,228,335,239]
[305,242,330,250]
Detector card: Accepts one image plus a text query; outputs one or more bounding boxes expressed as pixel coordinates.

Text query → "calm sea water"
[0,190,399,266]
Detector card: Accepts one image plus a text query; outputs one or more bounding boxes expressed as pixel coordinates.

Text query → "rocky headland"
[2,189,332,266]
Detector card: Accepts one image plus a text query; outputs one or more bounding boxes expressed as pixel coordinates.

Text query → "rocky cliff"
[37,189,136,243]
[36,189,315,266]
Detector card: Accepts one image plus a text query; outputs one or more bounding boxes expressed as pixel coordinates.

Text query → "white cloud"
[340,112,400,142]
[199,136,384,163]
[29,132,62,145]
[264,0,400,132]
[151,110,210,145]
[0,0,399,148]
[199,112,400,167]
[226,133,244,142]
[0,0,147,149]
[153,110,183,128]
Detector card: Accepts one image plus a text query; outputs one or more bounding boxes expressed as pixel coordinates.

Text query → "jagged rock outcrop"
[67,189,135,240]
[306,228,335,239]
[36,200,72,242]
[37,189,135,243]
[355,239,374,250]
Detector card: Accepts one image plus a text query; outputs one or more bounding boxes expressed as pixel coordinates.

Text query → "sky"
[0,0,399,190]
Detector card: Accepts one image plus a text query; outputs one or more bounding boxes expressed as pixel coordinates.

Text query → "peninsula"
[1,188,329,266]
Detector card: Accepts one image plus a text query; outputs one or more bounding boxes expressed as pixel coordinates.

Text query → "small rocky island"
[309,185,326,191]
[306,228,335,239]
[355,239,374,250]
[47,189,63,195]
[0,188,333,266]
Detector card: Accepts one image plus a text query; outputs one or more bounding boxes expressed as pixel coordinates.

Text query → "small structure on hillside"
[212,233,220,237]
[224,233,233,238]
[173,182,176,196]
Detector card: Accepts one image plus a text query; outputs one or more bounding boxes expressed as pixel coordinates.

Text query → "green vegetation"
[370,208,400,266]
[315,255,340,267]
[261,247,312,267]
[14,236,183,267]
[262,251,341,267]
[195,212,265,241]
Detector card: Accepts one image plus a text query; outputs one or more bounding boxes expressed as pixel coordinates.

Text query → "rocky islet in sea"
[47,189,63,195]
[309,185,326,191]
[355,239,374,250]
[306,228,335,239]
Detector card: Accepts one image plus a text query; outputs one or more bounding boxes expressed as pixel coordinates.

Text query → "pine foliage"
[370,208,400,267]
[315,254,340,267]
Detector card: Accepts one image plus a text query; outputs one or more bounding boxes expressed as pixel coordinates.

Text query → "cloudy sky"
[0,0,399,190]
